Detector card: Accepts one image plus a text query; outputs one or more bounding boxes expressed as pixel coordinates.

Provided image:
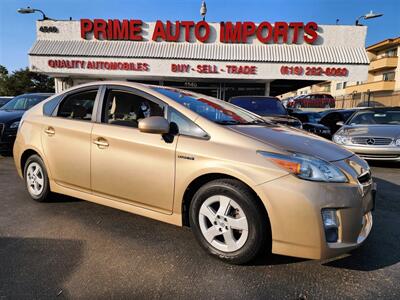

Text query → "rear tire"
[24,155,51,202]
[189,179,270,265]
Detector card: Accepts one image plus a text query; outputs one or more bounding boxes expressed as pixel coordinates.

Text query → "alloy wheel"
[26,162,45,196]
[198,195,249,252]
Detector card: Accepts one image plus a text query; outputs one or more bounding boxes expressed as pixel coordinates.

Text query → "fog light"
[322,209,339,243]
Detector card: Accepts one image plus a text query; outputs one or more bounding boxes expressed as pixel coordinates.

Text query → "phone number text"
[280,66,348,77]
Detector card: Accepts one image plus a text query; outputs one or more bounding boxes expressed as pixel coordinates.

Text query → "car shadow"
[0,237,84,298]
[250,252,307,266]
[323,177,400,271]
[41,177,400,271]
[46,193,82,203]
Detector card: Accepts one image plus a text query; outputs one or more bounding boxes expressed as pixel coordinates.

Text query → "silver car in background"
[333,107,400,161]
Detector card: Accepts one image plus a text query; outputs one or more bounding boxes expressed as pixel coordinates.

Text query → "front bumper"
[0,129,17,154]
[257,172,375,260]
[338,144,400,161]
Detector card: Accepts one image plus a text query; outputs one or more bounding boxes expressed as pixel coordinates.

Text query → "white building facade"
[29,19,370,99]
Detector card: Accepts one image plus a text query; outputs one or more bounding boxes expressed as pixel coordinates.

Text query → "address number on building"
[39,26,59,33]
[280,66,348,77]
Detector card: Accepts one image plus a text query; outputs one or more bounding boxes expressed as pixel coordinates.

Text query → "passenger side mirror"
[336,121,344,126]
[138,116,170,134]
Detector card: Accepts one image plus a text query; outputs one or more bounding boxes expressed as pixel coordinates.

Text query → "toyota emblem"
[366,138,375,145]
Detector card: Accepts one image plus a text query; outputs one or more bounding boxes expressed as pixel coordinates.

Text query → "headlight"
[257,151,348,183]
[9,121,20,129]
[333,135,351,145]
[396,139,400,147]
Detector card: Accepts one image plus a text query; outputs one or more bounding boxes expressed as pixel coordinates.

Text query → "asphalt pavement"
[0,156,399,299]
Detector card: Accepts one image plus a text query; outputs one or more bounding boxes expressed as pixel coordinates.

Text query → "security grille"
[351,137,393,146]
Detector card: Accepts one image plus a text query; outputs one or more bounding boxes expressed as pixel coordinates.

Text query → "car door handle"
[93,138,109,148]
[44,127,55,136]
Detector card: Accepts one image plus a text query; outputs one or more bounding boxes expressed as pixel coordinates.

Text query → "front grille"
[351,137,393,146]
[358,153,400,159]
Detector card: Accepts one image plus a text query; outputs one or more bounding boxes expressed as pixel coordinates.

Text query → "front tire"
[24,155,51,202]
[189,179,269,264]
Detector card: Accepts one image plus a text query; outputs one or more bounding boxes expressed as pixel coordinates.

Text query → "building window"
[385,48,397,57]
[383,72,395,81]
[342,82,347,89]
[336,82,342,90]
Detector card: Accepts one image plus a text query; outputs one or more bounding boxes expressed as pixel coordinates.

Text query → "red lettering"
[152,20,166,41]
[181,21,195,41]
[195,21,210,42]
[289,22,303,44]
[226,65,257,74]
[304,21,318,44]
[107,20,113,39]
[242,22,256,43]
[223,22,242,42]
[93,19,107,39]
[80,19,93,39]
[256,22,272,43]
[113,20,129,40]
[166,21,180,41]
[129,20,142,40]
[273,22,288,43]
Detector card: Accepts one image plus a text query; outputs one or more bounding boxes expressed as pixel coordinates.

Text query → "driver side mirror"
[138,116,170,134]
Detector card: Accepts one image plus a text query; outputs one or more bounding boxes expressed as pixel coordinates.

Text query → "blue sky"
[0,0,399,72]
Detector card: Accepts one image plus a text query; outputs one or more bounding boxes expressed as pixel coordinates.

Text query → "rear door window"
[57,90,97,121]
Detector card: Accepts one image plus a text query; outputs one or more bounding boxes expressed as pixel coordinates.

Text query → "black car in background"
[319,109,357,136]
[290,111,332,139]
[0,97,13,108]
[0,93,53,155]
[229,96,302,128]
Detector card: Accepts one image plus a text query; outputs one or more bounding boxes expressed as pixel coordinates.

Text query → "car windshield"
[293,112,321,123]
[229,97,287,116]
[1,94,49,111]
[152,87,266,125]
[347,110,400,125]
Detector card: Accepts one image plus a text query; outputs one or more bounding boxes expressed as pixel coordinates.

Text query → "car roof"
[19,93,54,96]
[359,106,400,111]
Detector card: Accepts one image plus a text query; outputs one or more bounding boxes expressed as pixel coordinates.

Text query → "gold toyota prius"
[13,81,375,264]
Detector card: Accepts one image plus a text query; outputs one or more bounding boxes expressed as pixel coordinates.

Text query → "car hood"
[0,109,25,123]
[261,115,301,126]
[303,122,329,129]
[229,124,353,162]
[338,125,400,138]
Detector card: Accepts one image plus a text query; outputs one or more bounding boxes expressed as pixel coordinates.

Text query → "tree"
[0,65,9,95]
[0,65,54,96]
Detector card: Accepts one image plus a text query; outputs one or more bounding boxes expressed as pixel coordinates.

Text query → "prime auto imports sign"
[80,19,319,44]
